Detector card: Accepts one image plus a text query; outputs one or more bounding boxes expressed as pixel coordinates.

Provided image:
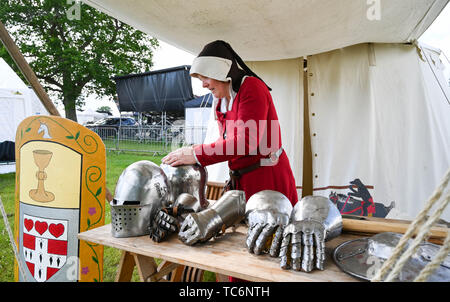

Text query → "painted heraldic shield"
[14,115,106,282]
[22,214,68,282]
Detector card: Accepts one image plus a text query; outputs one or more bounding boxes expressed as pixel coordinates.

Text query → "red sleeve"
[194,77,270,166]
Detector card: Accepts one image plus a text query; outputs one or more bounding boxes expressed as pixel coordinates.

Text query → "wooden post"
[302,58,313,197]
[0,20,60,116]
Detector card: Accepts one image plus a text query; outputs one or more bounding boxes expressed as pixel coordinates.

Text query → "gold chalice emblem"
[29,150,55,202]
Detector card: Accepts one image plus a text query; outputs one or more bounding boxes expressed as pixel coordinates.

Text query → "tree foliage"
[96,105,112,115]
[0,0,159,121]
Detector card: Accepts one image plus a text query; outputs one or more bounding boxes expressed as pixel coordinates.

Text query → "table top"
[78,224,361,282]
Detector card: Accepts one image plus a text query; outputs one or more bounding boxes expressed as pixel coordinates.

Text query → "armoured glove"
[178,190,246,245]
[149,193,198,242]
[279,196,342,272]
[245,190,293,257]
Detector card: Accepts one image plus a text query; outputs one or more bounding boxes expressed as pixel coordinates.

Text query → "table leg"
[134,253,158,281]
[148,261,180,282]
[115,251,179,282]
[115,251,135,282]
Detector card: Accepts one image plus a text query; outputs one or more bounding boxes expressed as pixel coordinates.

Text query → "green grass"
[0,172,16,282]
[0,151,215,282]
[101,138,185,154]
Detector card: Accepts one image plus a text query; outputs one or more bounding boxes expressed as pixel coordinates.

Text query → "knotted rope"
[371,168,450,282]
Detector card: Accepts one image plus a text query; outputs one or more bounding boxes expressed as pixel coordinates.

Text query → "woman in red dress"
[162,40,298,206]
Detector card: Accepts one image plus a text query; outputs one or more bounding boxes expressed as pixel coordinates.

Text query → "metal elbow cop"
[160,163,209,210]
[111,160,170,237]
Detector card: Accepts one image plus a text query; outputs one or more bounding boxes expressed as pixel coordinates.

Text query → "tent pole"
[0,20,60,116]
[302,58,313,197]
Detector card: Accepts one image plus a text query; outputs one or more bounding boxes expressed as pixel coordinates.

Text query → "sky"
[82,3,450,116]
[418,2,450,80]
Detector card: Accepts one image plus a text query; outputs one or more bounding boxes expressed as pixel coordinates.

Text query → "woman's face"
[197,75,230,100]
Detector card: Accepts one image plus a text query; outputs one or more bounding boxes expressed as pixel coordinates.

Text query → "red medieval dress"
[194,76,298,282]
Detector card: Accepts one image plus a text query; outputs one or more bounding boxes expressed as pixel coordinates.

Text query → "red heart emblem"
[49,223,65,238]
[35,221,48,235]
[24,219,34,232]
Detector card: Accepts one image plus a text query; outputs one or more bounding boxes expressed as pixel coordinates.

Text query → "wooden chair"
[206,181,226,201]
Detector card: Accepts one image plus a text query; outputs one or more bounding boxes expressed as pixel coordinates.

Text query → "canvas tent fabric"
[304,43,450,221]
[114,65,194,112]
[185,107,211,145]
[81,0,448,61]
[81,0,450,222]
[184,94,213,145]
[0,58,49,143]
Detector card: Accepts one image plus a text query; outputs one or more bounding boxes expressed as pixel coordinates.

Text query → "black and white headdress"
[190,40,271,92]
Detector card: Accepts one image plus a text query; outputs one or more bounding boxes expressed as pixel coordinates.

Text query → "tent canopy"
[81,0,448,61]
[114,65,194,112]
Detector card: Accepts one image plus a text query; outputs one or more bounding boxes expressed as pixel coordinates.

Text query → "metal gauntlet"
[245,190,293,256]
[150,193,200,242]
[178,190,246,245]
[150,164,209,242]
[280,195,343,272]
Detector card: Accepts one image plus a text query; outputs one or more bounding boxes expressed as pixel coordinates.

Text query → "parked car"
[87,117,139,139]
[92,117,138,127]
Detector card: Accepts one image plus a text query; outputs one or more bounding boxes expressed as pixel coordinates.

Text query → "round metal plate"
[333,236,450,282]
[333,238,372,281]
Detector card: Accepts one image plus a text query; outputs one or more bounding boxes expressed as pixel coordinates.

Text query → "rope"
[0,196,28,281]
[371,168,450,282]
[414,231,450,282]
[384,191,449,282]
[420,44,450,105]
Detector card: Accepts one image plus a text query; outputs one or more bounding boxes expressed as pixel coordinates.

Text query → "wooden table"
[78,223,361,282]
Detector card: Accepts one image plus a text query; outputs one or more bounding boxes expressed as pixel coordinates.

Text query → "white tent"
[81,0,450,221]
[0,58,51,143]
[184,94,213,145]
[185,107,211,145]
[0,58,52,173]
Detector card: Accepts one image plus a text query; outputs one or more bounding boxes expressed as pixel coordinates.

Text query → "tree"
[96,105,112,115]
[0,0,158,121]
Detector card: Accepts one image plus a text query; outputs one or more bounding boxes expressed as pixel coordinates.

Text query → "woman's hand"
[161,146,197,166]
